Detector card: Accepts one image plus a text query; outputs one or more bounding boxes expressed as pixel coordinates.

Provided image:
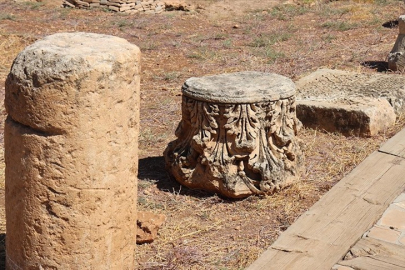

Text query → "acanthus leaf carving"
[164,95,302,198]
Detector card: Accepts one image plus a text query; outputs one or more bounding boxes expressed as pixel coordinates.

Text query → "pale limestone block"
[297,97,396,137]
[393,192,405,209]
[367,226,401,244]
[295,69,405,136]
[377,205,405,231]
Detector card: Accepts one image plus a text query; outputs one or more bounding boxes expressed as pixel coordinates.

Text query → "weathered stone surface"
[296,69,405,136]
[164,72,302,198]
[164,0,194,11]
[331,265,355,270]
[367,226,401,244]
[378,205,405,230]
[388,15,405,71]
[182,71,296,103]
[297,97,396,137]
[5,32,140,269]
[399,234,405,245]
[63,0,167,13]
[137,211,166,244]
[393,192,405,209]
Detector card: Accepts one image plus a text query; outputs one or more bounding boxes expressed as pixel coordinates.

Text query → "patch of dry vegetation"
[0,0,404,269]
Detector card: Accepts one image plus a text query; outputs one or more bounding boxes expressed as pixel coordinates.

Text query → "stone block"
[367,226,401,244]
[296,69,405,136]
[5,32,141,269]
[377,205,405,231]
[394,192,405,209]
[297,97,396,137]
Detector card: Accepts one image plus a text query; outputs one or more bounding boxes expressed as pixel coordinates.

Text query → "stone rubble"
[62,0,195,13]
[137,211,166,244]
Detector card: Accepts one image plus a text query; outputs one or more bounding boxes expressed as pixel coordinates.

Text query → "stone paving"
[332,191,405,270]
[247,123,405,270]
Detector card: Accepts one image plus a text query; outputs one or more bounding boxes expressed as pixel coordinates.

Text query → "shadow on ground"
[138,156,215,199]
[0,233,5,269]
[382,19,398,28]
[361,61,389,72]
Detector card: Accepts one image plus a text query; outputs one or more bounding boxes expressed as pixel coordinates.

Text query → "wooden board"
[247,149,405,270]
[337,237,405,270]
[379,127,405,158]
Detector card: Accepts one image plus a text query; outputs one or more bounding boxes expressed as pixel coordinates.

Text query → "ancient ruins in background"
[62,0,194,13]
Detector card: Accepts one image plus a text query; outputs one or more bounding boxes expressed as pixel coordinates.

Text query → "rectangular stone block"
[296,69,402,137]
[297,97,396,137]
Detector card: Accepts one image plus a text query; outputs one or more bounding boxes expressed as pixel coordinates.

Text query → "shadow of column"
[0,233,5,269]
[138,156,215,198]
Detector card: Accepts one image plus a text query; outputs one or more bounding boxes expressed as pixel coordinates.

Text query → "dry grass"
[0,34,35,71]
[136,118,405,269]
[0,0,404,269]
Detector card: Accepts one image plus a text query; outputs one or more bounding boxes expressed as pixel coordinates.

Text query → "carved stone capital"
[164,72,303,198]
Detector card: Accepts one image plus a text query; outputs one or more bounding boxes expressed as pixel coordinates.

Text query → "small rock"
[164,0,194,11]
[233,24,240,29]
[137,211,166,244]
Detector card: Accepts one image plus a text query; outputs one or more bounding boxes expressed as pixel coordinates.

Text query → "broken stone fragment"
[137,211,166,244]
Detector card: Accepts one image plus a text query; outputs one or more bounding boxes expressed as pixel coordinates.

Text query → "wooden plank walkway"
[247,128,405,270]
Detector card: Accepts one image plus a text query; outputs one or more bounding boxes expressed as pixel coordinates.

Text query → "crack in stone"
[378,150,405,160]
[44,201,69,222]
[7,116,64,137]
[362,197,381,206]
[271,247,304,254]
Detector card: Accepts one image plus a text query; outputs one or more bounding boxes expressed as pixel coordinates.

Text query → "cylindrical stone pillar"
[5,33,140,269]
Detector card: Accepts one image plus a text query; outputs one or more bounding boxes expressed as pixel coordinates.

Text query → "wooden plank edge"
[379,127,405,158]
[247,141,405,269]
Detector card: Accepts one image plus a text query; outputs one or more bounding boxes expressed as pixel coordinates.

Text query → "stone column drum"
[388,15,405,71]
[164,72,302,199]
[5,33,140,269]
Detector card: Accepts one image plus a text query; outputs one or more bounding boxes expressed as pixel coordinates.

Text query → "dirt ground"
[0,0,405,269]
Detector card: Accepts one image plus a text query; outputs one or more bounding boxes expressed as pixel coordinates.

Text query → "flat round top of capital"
[182,71,296,104]
[23,32,139,58]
